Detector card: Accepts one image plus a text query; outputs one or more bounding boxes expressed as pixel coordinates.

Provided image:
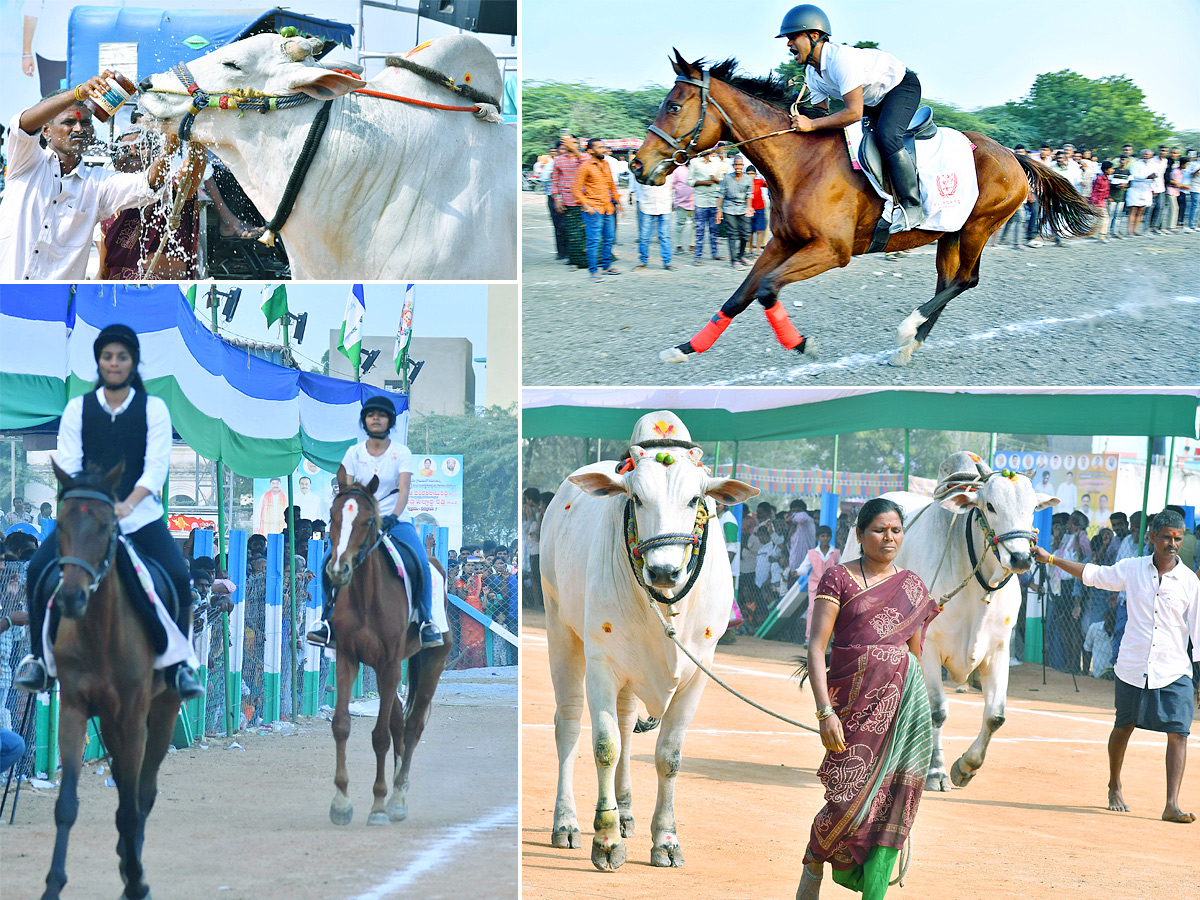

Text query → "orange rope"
[327,68,484,113]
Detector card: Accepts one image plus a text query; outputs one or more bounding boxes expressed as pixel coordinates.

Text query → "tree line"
[523,49,1191,168]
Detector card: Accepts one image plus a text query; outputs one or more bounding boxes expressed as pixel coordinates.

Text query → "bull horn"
[975,461,991,480]
[284,38,311,61]
[307,37,325,56]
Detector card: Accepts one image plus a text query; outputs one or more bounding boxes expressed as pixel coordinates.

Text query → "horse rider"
[306,394,444,650]
[778,4,926,232]
[15,324,204,699]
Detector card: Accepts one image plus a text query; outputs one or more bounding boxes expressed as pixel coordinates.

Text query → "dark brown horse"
[324,477,451,826]
[41,461,181,900]
[632,53,1097,366]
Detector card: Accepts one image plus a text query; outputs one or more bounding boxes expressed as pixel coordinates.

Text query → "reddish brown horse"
[324,477,451,826]
[41,461,181,900]
[632,53,1097,366]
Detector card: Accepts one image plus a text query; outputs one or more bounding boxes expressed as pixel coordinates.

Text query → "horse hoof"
[591,836,627,871]
[330,801,354,826]
[794,336,817,358]
[950,759,976,788]
[387,801,408,822]
[926,772,951,792]
[651,840,685,867]
[551,825,581,849]
[367,811,390,826]
[895,311,926,346]
[620,811,635,837]
[659,347,688,363]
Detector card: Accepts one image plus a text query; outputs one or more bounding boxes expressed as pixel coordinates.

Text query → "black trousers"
[864,70,922,157]
[548,194,568,258]
[25,517,192,658]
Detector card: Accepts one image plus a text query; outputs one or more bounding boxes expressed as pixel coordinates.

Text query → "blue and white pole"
[302,537,327,716]
[263,533,285,724]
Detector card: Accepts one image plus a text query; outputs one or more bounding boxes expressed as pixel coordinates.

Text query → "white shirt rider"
[803,42,906,109]
[339,440,416,523]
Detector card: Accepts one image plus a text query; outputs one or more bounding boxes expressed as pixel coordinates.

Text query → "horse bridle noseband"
[166,62,316,142]
[328,487,385,575]
[56,489,120,595]
[647,70,734,165]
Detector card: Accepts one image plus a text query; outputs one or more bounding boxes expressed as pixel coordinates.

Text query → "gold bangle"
[1048,554,1056,567]
[816,705,835,721]
[74,84,86,102]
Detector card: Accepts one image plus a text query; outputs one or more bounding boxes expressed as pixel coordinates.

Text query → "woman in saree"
[798,498,940,900]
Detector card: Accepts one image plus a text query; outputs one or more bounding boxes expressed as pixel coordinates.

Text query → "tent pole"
[1138,437,1154,548]
[832,434,839,495]
[731,441,740,480]
[286,474,298,721]
[903,429,910,491]
[989,433,996,462]
[714,441,721,473]
[1164,436,1176,506]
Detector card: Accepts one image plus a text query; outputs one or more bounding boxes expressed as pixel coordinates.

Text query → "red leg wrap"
[689,312,733,353]
[763,303,803,350]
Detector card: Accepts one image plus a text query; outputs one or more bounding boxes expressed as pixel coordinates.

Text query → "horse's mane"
[699,56,825,117]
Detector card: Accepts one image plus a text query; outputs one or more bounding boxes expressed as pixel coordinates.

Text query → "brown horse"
[632,53,1097,366]
[41,461,181,900]
[324,476,451,826]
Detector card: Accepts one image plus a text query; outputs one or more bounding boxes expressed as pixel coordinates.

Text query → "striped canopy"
[0,284,405,477]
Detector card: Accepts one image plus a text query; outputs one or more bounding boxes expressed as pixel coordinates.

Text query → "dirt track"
[521,611,1200,900]
[520,193,1200,386]
[1,669,517,900]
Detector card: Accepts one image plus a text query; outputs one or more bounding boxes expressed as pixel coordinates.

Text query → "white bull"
[541,448,756,870]
[843,452,1055,791]
[138,33,516,279]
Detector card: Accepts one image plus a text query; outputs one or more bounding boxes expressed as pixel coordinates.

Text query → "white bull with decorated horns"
[540,411,757,871]
[843,451,1057,791]
[138,32,516,279]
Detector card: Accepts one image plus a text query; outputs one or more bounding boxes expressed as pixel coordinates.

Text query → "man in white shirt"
[1036,509,1200,823]
[0,70,175,281]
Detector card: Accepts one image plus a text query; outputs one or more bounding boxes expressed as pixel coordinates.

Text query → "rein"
[647,71,793,166]
[56,489,120,596]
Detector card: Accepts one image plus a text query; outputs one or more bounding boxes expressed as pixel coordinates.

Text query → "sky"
[523,0,1198,132]
[193,283,491,403]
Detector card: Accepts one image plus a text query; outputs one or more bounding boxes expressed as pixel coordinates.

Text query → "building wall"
[326,331,474,417]
[487,284,518,409]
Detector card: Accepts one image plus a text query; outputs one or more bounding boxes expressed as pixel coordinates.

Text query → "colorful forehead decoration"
[74,111,83,120]
[967,452,981,462]
[652,420,676,438]
[655,452,676,466]
[1000,468,1018,481]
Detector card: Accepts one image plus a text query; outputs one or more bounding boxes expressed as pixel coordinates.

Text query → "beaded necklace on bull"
[618,446,712,615]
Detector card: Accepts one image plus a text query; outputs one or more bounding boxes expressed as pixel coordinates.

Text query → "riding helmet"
[776,4,832,38]
[92,323,141,366]
[360,393,397,429]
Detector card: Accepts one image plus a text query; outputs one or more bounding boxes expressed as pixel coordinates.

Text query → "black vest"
[81,389,148,500]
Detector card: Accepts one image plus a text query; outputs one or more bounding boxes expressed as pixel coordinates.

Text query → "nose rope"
[623,500,711,608]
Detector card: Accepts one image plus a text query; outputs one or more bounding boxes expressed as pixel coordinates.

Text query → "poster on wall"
[408,454,464,550]
[252,459,338,535]
[993,450,1119,528]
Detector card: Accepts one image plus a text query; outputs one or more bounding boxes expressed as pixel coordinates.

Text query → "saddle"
[39,543,175,655]
[379,535,426,618]
[857,106,938,193]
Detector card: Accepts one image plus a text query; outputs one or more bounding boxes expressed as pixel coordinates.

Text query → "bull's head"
[936,452,1057,573]
[137,33,362,140]
[569,447,758,597]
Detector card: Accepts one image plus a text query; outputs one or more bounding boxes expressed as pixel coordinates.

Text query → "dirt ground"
[521,611,1200,900]
[520,193,1200,386]
[1,669,517,900]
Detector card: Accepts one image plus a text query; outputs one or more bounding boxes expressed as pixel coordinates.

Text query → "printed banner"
[993,450,1119,528]
[408,454,464,551]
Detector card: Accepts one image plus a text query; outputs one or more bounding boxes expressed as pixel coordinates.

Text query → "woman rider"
[799,497,940,900]
[15,324,204,699]
[306,394,444,649]
[777,5,926,232]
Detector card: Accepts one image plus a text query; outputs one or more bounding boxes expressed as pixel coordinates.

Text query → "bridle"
[645,69,796,168]
[55,489,120,596]
[166,61,315,142]
[326,487,384,578]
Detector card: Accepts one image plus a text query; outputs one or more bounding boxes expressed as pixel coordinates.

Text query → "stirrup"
[14,654,53,693]
[890,204,926,234]
[172,665,206,701]
[418,621,444,648]
[306,620,335,649]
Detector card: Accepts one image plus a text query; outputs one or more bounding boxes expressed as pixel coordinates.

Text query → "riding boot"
[166,663,205,700]
[885,147,926,233]
[306,588,337,649]
[415,588,443,649]
[13,654,53,693]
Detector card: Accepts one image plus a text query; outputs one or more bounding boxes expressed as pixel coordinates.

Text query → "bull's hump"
[377,34,502,107]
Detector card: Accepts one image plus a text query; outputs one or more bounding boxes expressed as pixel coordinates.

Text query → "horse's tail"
[1016,154,1098,237]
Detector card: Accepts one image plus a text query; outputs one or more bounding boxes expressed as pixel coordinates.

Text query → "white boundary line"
[346,805,517,900]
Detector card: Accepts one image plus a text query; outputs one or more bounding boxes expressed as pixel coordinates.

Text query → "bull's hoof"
[620,810,635,837]
[591,836,627,871]
[386,799,409,822]
[551,825,581,849]
[926,772,951,792]
[651,838,685,867]
[950,758,976,788]
[330,797,354,826]
[367,811,390,826]
[659,346,688,363]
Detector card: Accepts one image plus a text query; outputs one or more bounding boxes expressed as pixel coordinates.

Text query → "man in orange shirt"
[572,138,623,282]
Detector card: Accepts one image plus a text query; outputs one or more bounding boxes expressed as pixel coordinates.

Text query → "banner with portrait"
[408,454,464,550]
[993,450,1119,529]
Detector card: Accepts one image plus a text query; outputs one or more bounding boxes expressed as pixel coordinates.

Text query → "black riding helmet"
[359,394,397,431]
[776,4,832,38]
[93,323,140,366]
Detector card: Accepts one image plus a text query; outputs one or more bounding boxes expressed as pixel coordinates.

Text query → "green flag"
[261,283,288,327]
[338,284,365,372]
[185,284,198,310]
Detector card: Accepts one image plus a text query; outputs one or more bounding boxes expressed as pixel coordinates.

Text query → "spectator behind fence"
[550,134,588,271]
[573,138,622,283]
[670,164,695,255]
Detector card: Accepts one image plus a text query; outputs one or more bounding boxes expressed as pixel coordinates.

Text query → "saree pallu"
[806,566,939,878]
